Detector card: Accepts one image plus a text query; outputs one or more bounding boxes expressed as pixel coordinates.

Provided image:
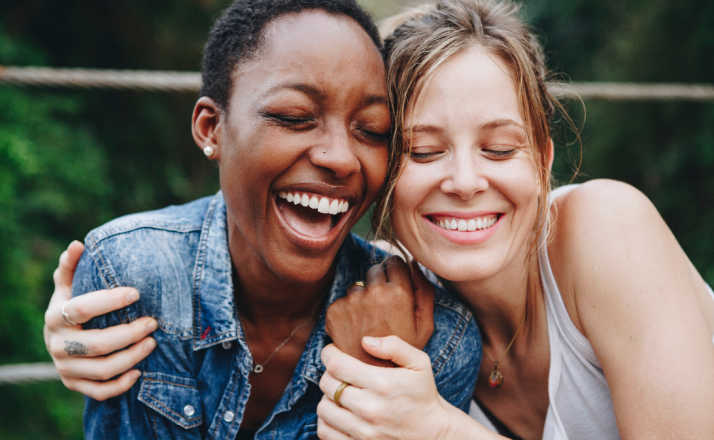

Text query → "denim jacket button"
[222,341,232,350]
[223,411,235,423]
[183,405,196,417]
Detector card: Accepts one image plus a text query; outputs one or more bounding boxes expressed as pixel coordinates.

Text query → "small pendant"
[488,363,504,388]
[253,364,264,374]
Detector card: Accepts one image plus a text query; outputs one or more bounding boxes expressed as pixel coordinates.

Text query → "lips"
[273,190,355,250]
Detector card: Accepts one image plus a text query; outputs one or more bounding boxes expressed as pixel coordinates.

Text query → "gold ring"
[351,281,366,288]
[61,301,78,326]
[333,381,349,407]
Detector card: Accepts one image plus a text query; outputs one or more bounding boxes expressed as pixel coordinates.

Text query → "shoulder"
[73,194,218,324]
[84,194,215,248]
[549,179,693,334]
[550,179,662,271]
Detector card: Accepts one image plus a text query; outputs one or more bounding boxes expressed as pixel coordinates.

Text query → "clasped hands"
[318,256,455,440]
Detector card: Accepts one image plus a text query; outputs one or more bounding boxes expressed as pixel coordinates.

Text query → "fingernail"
[363,336,379,348]
[146,318,158,332]
[125,288,139,302]
[145,338,157,350]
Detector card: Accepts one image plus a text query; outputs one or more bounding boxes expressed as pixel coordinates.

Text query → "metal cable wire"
[0,66,200,92]
[2,66,714,101]
[0,363,59,384]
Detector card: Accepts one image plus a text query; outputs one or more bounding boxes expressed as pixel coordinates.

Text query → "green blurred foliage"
[0,0,712,438]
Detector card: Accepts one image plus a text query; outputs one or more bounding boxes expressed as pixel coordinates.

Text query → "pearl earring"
[203,145,215,158]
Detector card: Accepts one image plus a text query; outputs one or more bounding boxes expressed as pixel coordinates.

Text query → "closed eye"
[357,128,391,144]
[408,148,444,162]
[262,112,315,130]
[482,146,518,158]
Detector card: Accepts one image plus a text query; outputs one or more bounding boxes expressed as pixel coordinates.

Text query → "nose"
[441,150,488,200]
[308,123,361,178]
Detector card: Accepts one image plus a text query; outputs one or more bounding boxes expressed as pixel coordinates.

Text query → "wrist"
[434,395,464,440]
[437,397,506,440]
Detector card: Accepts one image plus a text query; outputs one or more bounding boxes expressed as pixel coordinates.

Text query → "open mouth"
[275,191,350,239]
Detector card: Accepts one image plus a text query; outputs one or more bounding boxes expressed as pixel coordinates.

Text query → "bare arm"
[553,180,714,439]
[43,241,157,401]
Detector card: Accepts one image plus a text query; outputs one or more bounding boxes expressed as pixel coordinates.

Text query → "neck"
[452,254,539,350]
[228,239,333,328]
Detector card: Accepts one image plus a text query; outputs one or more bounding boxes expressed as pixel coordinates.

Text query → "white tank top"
[468,184,714,439]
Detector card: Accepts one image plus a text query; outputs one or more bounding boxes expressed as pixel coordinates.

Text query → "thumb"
[362,335,432,371]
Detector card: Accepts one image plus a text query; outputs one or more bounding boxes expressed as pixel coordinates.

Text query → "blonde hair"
[372,0,579,307]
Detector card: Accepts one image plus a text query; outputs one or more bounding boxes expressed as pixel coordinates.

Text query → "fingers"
[317,417,353,440]
[317,395,372,440]
[383,255,412,289]
[362,335,431,371]
[57,337,156,382]
[49,317,158,359]
[65,369,142,402]
[365,261,386,285]
[47,287,140,329]
[321,344,390,389]
[52,240,85,291]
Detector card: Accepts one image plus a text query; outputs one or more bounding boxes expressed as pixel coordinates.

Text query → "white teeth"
[467,219,477,231]
[317,198,330,214]
[309,196,319,209]
[436,215,498,231]
[329,199,340,215]
[277,192,350,216]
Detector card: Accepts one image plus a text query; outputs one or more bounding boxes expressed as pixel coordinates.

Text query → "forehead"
[409,44,522,127]
[233,10,386,97]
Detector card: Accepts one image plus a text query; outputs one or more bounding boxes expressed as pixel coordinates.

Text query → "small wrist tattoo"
[64,340,88,356]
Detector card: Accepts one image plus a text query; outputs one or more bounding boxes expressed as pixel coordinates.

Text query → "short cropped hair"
[200,0,382,110]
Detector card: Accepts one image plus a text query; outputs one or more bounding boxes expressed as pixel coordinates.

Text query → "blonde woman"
[317,1,714,439]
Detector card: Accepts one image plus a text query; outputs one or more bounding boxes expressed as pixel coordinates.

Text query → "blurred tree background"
[0,0,711,438]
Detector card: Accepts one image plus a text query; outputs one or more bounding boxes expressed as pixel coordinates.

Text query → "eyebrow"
[264,82,327,101]
[263,82,388,107]
[479,118,527,132]
[405,119,527,134]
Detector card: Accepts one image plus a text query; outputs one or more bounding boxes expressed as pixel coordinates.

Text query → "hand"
[317,337,453,440]
[325,256,434,366]
[43,241,158,401]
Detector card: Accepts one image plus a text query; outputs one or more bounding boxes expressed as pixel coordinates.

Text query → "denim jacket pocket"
[138,372,203,430]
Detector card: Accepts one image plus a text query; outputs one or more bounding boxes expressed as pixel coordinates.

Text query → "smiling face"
[214,11,390,287]
[392,44,546,285]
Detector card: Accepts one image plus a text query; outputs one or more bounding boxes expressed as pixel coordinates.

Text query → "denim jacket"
[73,192,482,439]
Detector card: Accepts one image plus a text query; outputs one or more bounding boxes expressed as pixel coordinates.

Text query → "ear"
[546,138,554,172]
[191,96,223,160]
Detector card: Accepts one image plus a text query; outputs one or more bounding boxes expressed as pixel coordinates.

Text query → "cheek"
[391,164,429,239]
[361,147,389,196]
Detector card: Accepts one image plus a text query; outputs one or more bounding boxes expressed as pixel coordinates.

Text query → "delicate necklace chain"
[251,319,311,374]
[485,309,527,388]
[231,269,319,375]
